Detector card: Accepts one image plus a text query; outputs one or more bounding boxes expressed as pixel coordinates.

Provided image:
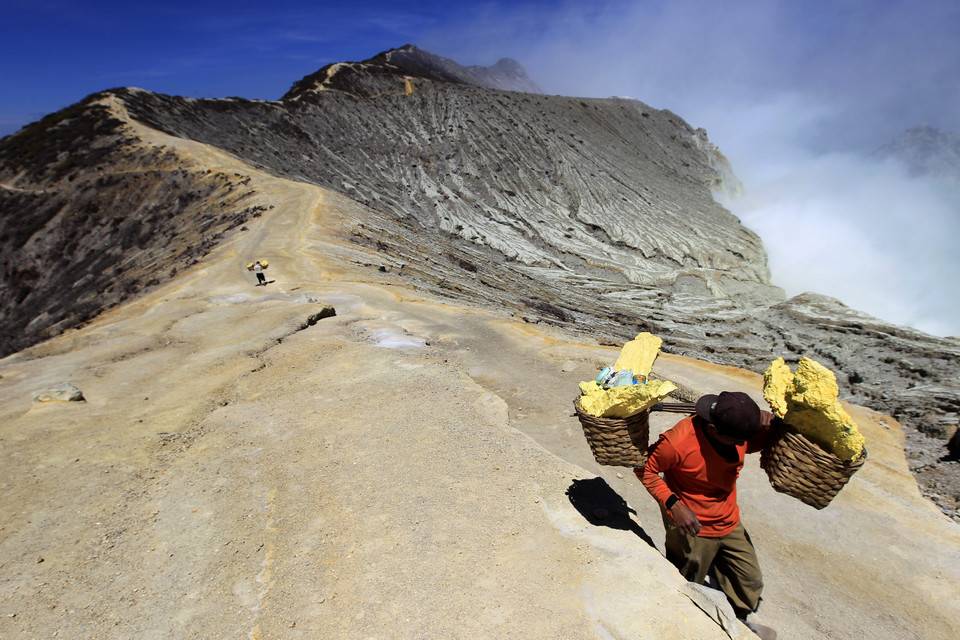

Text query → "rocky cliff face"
[123,50,774,300]
[1,46,957,514]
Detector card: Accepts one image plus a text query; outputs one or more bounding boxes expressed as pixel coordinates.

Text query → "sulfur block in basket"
[613,332,662,379]
[762,358,792,417]
[578,378,677,418]
[763,357,866,462]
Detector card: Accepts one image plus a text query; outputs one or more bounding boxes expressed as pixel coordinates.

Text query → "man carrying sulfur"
[636,391,777,640]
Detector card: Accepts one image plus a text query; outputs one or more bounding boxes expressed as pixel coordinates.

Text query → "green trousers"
[660,507,764,615]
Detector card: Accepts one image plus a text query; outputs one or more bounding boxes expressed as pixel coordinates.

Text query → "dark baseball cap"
[696,391,761,440]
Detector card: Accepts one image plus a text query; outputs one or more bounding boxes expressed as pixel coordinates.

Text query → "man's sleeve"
[746,431,766,455]
[635,436,680,508]
[746,416,780,454]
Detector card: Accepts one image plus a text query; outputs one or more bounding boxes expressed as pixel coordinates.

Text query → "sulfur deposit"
[763,357,866,462]
[763,358,791,417]
[578,378,677,418]
[578,332,677,418]
[613,332,662,379]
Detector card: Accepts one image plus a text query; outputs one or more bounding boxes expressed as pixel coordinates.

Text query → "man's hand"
[760,410,776,428]
[669,501,701,536]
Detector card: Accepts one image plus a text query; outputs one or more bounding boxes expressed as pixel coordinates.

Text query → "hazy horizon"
[4,0,958,336]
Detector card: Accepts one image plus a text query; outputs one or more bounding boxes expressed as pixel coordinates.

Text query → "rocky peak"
[382,45,543,93]
[282,45,542,100]
[873,123,960,184]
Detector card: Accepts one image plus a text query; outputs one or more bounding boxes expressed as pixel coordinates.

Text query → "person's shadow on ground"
[566,476,656,548]
[256,280,276,286]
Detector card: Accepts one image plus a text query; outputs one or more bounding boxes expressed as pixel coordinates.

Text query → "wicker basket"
[573,397,650,467]
[760,422,867,509]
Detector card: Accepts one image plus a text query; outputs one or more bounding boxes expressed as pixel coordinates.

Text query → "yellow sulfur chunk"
[613,332,663,379]
[579,380,602,396]
[762,357,866,461]
[791,358,840,411]
[578,378,678,418]
[763,357,793,418]
[783,399,864,462]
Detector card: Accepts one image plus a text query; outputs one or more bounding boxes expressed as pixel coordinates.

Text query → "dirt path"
[1,131,958,639]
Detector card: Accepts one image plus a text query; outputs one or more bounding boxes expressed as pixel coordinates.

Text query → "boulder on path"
[32,382,85,403]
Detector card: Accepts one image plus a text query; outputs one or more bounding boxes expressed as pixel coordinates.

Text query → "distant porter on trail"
[247,260,268,286]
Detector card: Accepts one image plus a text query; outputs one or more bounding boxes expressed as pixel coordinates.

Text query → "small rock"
[302,305,336,327]
[943,423,959,442]
[919,414,959,440]
[32,382,85,404]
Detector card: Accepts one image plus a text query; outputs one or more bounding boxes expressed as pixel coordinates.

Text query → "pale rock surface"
[682,582,747,639]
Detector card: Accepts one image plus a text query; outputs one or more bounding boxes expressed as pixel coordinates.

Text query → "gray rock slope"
[1,46,957,513]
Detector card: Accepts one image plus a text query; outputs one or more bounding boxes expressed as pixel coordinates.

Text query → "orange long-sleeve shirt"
[637,415,764,537]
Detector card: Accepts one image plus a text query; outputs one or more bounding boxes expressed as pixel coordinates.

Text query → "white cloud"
[727,154,960,336]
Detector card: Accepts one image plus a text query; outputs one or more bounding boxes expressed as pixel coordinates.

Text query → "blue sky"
[5,0,958,144]
[3,0,959,335]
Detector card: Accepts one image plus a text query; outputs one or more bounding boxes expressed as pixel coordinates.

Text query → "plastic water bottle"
[609,369,637,387]
[597,366,615,387]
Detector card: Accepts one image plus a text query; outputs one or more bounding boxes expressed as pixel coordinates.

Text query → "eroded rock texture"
[1,46,957,512]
